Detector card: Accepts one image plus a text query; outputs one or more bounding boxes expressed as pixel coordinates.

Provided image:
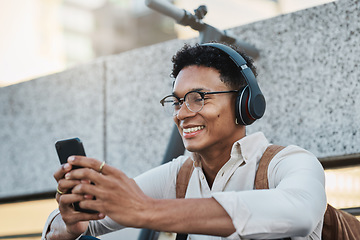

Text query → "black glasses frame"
[160,90,239,114]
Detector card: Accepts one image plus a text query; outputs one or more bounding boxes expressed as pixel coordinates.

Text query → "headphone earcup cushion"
[235,86,255,125]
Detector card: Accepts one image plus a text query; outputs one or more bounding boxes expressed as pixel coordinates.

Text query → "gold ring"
[57,186,63,195]
[99,161,106,174]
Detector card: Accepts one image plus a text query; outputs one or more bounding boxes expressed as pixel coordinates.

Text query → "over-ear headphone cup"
[236,86,255,125]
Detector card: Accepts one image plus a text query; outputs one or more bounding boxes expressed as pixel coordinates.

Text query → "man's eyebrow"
[172,88,210,97]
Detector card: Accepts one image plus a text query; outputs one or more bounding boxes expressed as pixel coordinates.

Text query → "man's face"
[173,65,243,154]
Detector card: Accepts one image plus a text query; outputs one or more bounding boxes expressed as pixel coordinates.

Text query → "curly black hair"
[171,43,257,90]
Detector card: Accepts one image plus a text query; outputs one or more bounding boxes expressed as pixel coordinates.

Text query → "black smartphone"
[55,137,86,169]
[55,137,98,214]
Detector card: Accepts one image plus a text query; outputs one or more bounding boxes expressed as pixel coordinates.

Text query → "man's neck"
[190,127,246,188]
[198,148,233,188]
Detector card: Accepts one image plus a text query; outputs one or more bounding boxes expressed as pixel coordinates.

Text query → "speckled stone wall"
[0,62,105,198]
[103,41,188,177]
[243,0,360,158]
[0,0,359,198]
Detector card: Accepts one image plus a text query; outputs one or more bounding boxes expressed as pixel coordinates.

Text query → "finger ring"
[99,161,106,174]
[57,186,64,195]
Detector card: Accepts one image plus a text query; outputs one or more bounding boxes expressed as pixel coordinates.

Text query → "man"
[43,43,327,240]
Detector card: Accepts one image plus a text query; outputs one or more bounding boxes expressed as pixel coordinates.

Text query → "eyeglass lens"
[162,91,204,116]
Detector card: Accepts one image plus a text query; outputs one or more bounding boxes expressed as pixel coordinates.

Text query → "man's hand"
[45,213,89,240]
[64,156,153,228]
[47,159,105,240]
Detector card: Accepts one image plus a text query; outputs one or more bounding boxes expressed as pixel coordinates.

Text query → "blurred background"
[3,0,360,240]
[0,0,334,87]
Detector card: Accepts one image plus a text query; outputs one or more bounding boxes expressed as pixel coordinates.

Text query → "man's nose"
[176,102,195,120]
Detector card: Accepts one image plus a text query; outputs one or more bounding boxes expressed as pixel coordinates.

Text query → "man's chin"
[185,147,195,152]
[184,143,203,153]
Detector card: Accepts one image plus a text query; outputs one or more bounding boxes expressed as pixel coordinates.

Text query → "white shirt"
[43,132,327,240]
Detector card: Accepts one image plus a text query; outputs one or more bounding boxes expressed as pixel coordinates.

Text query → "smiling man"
[43,43,327,240]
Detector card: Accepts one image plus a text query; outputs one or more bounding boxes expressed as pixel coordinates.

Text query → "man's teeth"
[183,126,204,133]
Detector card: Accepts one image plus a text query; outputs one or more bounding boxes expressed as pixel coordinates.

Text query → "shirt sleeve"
[41,209,60,240]
[212,146,327,239]
[84,217,125,236]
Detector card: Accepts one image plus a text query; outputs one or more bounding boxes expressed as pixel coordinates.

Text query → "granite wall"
[0,0,359,198]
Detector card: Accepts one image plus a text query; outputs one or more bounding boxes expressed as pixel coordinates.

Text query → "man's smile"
[183,125,205,134]
[182,125,206,139]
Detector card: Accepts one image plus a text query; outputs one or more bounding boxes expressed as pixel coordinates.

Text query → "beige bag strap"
[176,157,194,199]
[255,145,285,189]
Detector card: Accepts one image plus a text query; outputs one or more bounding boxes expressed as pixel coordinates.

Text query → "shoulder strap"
[175,158,193,240]
[176,157,194,199]
[255,145,285,189]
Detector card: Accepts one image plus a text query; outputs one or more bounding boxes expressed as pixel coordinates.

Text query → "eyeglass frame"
[160,90,239,115]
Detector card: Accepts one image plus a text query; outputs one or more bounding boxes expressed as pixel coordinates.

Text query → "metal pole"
[145,0,260,59]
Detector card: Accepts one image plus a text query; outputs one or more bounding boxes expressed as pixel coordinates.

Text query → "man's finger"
[71,181,104,198]
[58,194,105,223]
[58,193,85,209]
[78,199,105,215]
[53,163,72,182]
[64,168,100,185]
[67,156,101,171]
[68,156,114,176]
[58,179,81,192]
[61,207,105,224]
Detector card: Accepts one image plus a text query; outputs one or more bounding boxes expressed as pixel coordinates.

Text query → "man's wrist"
[139,198,185,232]
[136,197,159,229]
[42,209,61,239]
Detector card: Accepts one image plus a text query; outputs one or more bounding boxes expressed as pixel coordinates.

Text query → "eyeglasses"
[160,90,238,116]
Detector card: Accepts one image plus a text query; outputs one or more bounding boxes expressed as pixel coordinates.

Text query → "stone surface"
[0,62,105,197]
[240,0,360,158]
[104,40,191,177]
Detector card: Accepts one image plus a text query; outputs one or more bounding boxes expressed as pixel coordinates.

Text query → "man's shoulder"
[170,154,191,167]
[267,144,324,182]
[160,154,192,176]
[274,145,318,161]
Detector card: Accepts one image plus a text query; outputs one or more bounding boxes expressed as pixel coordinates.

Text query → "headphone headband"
[201,43,266,124]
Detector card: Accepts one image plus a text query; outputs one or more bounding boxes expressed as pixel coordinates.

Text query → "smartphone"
[55,137,86,169]
[55,137,98,214]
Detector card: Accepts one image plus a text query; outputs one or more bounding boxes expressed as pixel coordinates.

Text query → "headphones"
[201,43,266,125]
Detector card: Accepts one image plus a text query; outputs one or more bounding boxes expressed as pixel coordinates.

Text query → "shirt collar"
[231,131,269,164]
